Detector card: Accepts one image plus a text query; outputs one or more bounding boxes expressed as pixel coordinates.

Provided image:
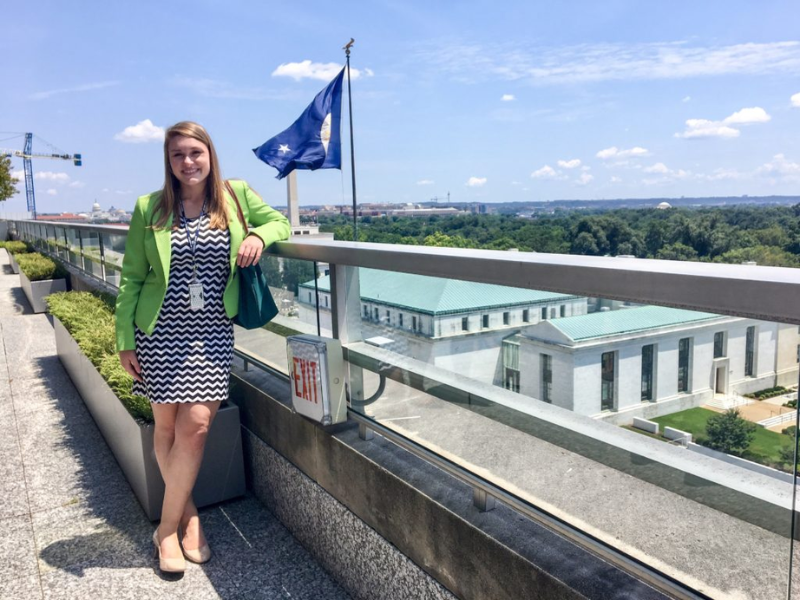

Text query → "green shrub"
[745,386,789,400]
[2,241,31,255]
[16,252,68,281]
[704,409,756,456]
[46,291,153,423]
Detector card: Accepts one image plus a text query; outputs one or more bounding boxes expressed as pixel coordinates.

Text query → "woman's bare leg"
[151,403,182,559]
[158,402,221,555]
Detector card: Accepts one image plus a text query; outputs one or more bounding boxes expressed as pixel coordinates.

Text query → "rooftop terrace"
[0,251,350,599]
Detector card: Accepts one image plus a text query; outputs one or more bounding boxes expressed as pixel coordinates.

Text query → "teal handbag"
[225,181,280,329]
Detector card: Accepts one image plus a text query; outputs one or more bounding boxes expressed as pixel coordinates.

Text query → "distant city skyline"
[2,1,800,215]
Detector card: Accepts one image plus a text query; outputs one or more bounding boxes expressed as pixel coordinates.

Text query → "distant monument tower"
[287,171,300,227]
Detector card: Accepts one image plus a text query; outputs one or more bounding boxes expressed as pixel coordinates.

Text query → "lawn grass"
[652,407,791,468]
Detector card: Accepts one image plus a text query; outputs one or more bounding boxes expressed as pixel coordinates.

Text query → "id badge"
[189,282,205,310]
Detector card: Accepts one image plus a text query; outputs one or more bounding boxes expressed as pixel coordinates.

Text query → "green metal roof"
[300,269,576,315]
[550,305,724,341]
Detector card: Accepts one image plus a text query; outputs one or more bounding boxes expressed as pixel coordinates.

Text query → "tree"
[656,243,698,261]
[704,409,756,456]
[281,259,316,295]
[0,156,20,202]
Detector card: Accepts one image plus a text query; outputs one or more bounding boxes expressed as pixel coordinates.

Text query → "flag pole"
[343,38,358,242]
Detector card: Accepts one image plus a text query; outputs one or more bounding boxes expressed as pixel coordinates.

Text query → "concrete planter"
[54,316,246,520]
[8,251,20,274]
[20,271,67,313]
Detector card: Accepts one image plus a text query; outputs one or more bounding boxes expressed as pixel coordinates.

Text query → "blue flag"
[253,68,345,179]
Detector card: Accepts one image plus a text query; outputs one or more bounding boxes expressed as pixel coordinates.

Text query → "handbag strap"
[224,180,249,235]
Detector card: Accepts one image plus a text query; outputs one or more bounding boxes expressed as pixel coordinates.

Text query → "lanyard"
[179,198,207,282]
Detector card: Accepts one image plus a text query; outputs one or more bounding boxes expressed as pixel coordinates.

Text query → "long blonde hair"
[151,121,229,230]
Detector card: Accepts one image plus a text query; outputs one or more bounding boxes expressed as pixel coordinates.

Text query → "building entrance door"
[715,366,724,394]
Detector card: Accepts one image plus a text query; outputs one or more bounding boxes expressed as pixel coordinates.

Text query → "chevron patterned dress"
[132,213,233,403]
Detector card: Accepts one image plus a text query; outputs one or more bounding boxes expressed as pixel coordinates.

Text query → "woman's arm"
[240,181,291,247]
[115,196,150,352]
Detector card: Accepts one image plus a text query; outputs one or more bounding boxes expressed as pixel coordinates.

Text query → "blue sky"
[2,0,800,214]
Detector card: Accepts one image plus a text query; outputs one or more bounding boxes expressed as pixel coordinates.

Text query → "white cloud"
[421,41,800,85]
[610,176,623,183]
[723,107,771,124]
[10,169,24,181]
[531,165,558,179]
[29,80,119,101]
[115,190,133,195]
[501,94,515,101]
[643,163,670,174]
[791,92,800,108]
[676,106,770,139]
[466,176,487,187]
[272,61,372,81]
[68,180,86,188]
[557,159,581,169]
[35,171,70,183]
[596,146,649,159]
[703,168,745,181]
[416,179,435,185]
[576,173,594,186]
[114,119,165,143]
[682,96,691,103]
[46,189,57,196]
[758,154,800,179]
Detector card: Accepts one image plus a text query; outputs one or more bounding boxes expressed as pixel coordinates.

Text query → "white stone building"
[297,269,587,385]
[513,306,797,424]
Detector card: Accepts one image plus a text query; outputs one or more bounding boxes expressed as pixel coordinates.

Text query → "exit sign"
[287,335,346,426]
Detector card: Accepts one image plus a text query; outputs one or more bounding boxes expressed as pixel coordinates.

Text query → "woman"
[116,121,290,573]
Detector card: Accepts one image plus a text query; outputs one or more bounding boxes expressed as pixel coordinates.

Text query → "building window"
[482,314,489,328]
[523,309,530,323]
[541,354,552,403]
[399,313,403,327]
[601,351,615,410]
[541,307,547,320]
[745,326,755,376]
[713,332,725,358]
[550,307,557,319]
[462,317,469,331]
[374,307,379,320]
[308,292,313,303]
[641,345,654,401]
[385,309,390,323]
[324,296,329,308]
[560,305,566,317]
[363,305,368,318]
[678,338,691,393]
[503,341,520,393]
[412,316,418,331]
[503,312,510,325]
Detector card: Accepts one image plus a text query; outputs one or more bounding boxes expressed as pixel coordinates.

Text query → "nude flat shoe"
[153,529,186,573]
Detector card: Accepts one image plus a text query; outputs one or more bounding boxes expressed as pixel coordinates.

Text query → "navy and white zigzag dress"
[132,213,233,404]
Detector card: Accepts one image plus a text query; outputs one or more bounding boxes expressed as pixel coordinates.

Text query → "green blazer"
[115,179,291,352]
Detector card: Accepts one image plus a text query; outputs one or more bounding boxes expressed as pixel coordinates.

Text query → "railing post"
[98,232,107,282]
[329,263,369,437]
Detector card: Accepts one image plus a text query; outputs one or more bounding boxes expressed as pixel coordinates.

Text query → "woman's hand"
[119,350,143,382]
[237,234,265,268]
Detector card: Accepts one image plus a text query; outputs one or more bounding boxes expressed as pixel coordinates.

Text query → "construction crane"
[1,132,82,219]
[429,192,451,204]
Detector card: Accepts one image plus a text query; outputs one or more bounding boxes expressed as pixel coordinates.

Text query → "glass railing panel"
[341,266,794,599]
[80,229,102,279]
[66,228,82,269]
[101,230,126,288]
[54,226,69,261]
[232,256,321,376]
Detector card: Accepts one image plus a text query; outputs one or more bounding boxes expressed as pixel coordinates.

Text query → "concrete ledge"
[633,417,659,434]
[230,365,668,600]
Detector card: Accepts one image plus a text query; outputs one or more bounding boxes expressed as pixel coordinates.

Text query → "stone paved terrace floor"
[0,250,351,600]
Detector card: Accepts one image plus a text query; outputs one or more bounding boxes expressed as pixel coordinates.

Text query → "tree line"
[319,205,800,267]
